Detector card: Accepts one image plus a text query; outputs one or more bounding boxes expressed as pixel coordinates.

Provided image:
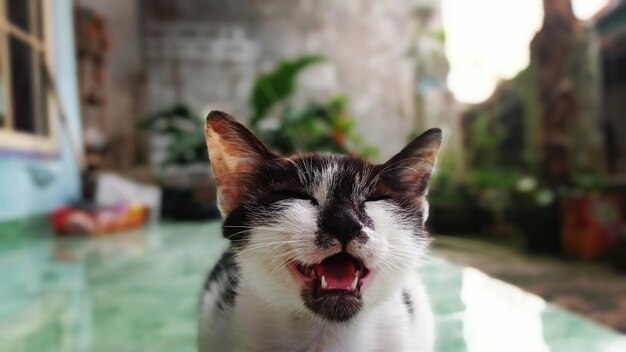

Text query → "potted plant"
[139,104,220,220]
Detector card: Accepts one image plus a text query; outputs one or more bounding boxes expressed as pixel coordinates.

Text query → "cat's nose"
[325,211,363,246]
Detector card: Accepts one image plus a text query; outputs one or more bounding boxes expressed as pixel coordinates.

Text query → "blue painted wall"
[0,0,82,221]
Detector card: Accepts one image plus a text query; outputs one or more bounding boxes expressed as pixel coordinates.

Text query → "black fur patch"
[301,285,363,322]
[203,250,240,312]
[402,289,414,320]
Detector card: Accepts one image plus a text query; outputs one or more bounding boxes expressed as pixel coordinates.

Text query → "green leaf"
[250,55,325,126]
[139,103,208,166]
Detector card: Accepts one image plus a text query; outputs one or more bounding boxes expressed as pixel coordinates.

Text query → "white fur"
[199,162,435,352]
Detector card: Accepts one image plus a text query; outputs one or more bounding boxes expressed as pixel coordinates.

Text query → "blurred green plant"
[251,55,325,125]
[138,104,207,166]
[468,112,507,167]
[249,55,378,158]
[428,29,446,43]
[434,99,610,239]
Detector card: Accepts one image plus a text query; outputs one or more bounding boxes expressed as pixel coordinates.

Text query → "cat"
[199,111,441,352]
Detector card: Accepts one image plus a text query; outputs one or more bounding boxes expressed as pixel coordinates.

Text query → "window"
[0,0,55,154]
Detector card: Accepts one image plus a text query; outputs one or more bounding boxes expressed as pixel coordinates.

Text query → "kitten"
[199,111,441,352]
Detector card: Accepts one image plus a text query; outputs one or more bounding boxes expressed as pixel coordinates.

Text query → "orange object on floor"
[51,202,149,236]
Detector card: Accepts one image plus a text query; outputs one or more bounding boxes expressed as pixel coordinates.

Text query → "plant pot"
[160,186,220,221]
[561,193,623,260]
[427,202,491,235]
[506,202,561,254]
[613,239,626,273]
[158,164,221,221]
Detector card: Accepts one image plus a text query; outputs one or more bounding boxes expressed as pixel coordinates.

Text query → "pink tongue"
[314,253,357,288]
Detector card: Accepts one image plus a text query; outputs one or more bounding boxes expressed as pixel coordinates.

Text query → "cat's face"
[206,111,441,322]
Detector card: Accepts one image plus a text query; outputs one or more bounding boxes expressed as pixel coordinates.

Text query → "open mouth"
[290,252,371,295]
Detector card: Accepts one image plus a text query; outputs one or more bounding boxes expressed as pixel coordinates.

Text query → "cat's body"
[199,112,441,352]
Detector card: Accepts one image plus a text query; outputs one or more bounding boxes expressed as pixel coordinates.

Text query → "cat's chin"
[288,252,371,321]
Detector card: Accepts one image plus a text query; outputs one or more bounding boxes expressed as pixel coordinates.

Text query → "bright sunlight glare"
[442,0,611,104]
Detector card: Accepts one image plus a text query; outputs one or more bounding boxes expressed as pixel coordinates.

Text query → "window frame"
[0,0,58,156]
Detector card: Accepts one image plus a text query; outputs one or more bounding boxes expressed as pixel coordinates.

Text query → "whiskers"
[224,224,313,275]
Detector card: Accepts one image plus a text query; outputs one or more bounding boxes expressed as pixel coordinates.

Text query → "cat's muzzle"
[290,252,371,321]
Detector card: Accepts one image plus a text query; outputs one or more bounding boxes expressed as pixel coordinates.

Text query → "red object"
[51,203,149,236]
[562,193,623,260]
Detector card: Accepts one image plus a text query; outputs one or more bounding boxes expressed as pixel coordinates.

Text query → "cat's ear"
[205,111,278,216]
[381,128,442,199]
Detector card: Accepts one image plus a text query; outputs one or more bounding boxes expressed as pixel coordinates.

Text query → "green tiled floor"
[0,221,625,352]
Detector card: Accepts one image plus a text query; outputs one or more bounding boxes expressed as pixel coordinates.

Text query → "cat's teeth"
[321,275,328,289]
[351,275,358,290]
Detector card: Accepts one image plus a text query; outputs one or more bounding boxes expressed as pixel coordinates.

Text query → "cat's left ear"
[381,128,442,199]
[205,111,278,216]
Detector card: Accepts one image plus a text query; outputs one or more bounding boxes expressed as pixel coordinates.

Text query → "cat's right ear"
[205,111,277,216]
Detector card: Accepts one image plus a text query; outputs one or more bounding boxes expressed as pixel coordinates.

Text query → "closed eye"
[365,194,391,202]
[272,190,319,206]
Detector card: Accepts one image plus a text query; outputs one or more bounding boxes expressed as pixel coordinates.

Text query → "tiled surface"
[420,257,626,351]
[0,221,625,352]
[432,236,626,333]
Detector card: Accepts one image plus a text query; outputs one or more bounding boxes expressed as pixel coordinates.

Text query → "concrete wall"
[141,0,424,160]
[0,0,82,221]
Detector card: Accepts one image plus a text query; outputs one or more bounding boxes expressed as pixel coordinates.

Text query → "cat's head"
[205,111,441,323]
